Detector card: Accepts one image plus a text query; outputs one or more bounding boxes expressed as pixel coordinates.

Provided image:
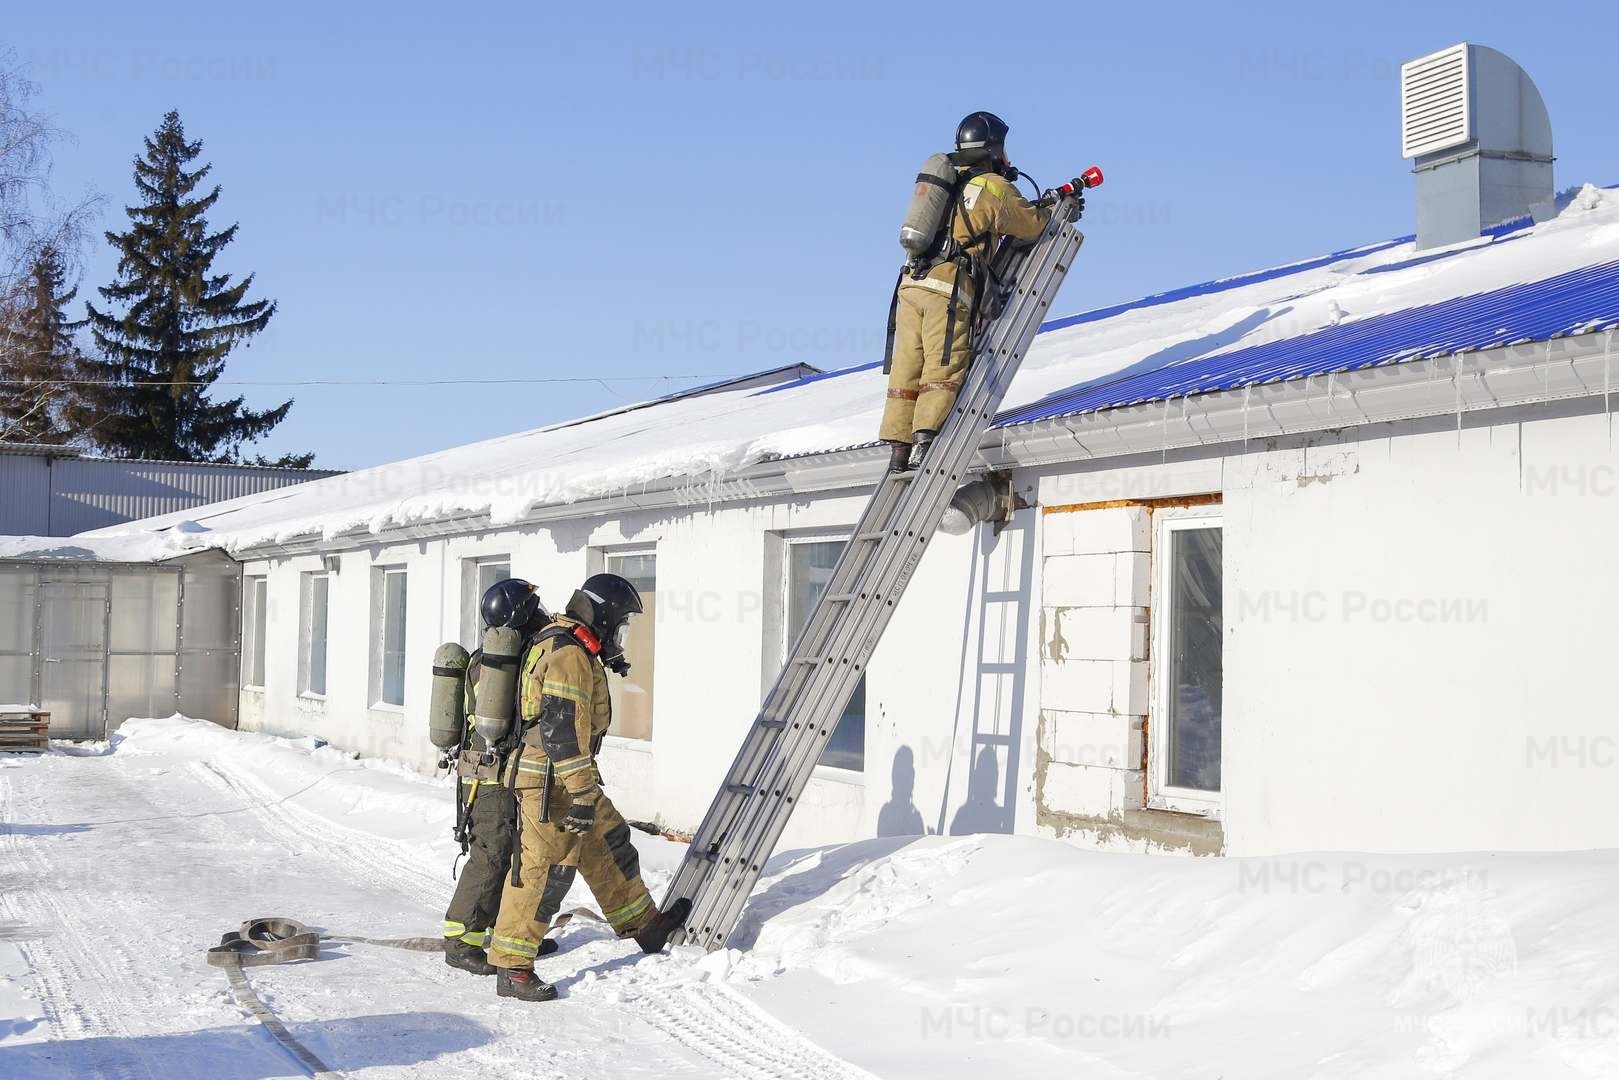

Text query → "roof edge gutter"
[990,329,1616,468]
[229,446,892,560]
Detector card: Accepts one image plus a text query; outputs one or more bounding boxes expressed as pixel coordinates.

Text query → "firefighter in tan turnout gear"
[487,573,691,1002]
[439,579,559,976]
[881,111,1053,472]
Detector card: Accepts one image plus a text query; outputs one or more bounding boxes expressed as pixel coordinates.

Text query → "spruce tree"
[72,111,311,466]
[0,244,84,445]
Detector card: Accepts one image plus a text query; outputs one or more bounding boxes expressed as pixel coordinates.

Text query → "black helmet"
[566,573,644,675]
[481,578,546,633]
[954,110,1010,165]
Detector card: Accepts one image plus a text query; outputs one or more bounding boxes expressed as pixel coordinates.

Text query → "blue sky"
[8,1,1615,468]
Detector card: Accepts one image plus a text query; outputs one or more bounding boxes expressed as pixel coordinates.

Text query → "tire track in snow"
[628,981,880,1080]
[199,757,874,1080]
[191,760,448,912]
[0,771,153,1080]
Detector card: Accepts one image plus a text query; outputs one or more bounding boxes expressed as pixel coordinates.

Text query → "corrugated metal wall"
[0,455,53,535]
[0,452,340,536]
[0,550,241,738]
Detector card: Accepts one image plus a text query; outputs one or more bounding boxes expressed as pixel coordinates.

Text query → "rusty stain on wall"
[1042,492,1223,516]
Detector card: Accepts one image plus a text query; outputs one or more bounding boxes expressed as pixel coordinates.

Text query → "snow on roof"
[0,523,213,564]
[83,184,1619,555]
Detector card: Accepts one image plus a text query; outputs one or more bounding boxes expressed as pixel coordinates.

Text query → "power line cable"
[0,375,712,388]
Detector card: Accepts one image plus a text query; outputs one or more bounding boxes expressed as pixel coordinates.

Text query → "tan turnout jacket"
[899,168,1050,303]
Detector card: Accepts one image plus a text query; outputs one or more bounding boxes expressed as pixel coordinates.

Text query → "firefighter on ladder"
[486,573,691,1001]
[880,111,1053,472]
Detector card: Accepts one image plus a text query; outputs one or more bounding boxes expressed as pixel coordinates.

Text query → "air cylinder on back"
[473,625,523,747]
[899,153,957,258]
[428,642,470,750]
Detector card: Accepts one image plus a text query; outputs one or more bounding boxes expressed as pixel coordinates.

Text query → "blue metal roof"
[997,258,1619,427]
[753,236,1425,401]
[749,193,1617,423]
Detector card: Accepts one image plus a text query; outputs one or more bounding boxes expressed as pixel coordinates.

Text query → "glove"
[1041,181,1088,218]
[561,797,596,834]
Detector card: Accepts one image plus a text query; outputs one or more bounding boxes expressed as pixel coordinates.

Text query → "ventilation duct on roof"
[1401,43,1554,251]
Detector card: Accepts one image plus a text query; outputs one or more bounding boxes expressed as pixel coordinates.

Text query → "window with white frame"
[242,576,267,689]
[1149,510,1223,814]
[299,572,330,697]
[604,550,656,740]
[461,557,511,646]
[371,567,408,707]
[786,538,865,772]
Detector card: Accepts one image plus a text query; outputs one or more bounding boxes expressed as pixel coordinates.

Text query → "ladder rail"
[663,476,913,882]
[664,194,1087,948]
[670,219,1044,848]
[687,222,1085,946]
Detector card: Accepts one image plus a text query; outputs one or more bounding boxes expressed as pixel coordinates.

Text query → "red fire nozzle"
[1053,167,1105,200]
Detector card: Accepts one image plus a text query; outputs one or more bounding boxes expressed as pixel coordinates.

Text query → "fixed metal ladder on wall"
[662,183,1093,951]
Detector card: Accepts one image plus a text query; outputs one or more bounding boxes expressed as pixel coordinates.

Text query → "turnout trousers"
[441,781,512,950]
[486,781,656,970]
[879,286,974,444]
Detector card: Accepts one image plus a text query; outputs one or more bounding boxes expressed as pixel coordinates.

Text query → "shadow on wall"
[932,513,1036,838]
[878,740,1013,839]
[0,1011,492,1078]
[949,745,1011,836]
[877,745,927,838]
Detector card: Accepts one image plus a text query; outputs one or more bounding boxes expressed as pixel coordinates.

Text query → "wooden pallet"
[0,710,49,753]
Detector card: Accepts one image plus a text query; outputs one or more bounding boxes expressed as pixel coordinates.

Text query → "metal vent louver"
[1401,44,1471,159]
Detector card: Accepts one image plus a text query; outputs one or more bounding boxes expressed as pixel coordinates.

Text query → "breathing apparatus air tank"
[899,153,958,259]
[472,625,523,747]
[428,642,470,751]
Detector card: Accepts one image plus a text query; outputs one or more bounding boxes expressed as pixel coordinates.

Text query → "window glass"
[242,577,267,688]
[604,551,656,740]
[466,560,511,645]
[380,570,408,706]
[1165,526,1222,792]
[306,575,329,696]
[788,540,864,771]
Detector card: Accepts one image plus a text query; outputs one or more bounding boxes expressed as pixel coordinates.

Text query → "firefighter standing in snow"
[487,573,690,1002]
[881,111,1052,472]
[440,579,558,975]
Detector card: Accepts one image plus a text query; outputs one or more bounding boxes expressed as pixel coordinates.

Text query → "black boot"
[886,440,913,473]
[444,940,496,976]
[496,967,558,1002]
[908,430,936,470]
[634,898,693,955]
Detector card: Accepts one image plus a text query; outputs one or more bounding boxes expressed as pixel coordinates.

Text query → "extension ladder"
[662,183,1092,951]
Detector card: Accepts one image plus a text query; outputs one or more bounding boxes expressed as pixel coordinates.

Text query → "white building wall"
[234,485,1026,849]
[231,402,1619,857]
[1223,409,1619,855]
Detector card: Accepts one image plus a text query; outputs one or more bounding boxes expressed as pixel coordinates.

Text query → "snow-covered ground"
[3,718,1618,1078]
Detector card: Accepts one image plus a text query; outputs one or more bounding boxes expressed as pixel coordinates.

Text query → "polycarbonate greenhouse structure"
[0,549,241,740]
